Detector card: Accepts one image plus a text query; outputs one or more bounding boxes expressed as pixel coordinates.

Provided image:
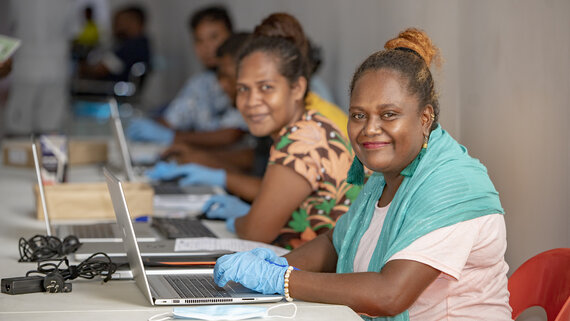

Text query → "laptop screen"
[103,167,154,304]
[108,99,136,182]
[32,142,54,237]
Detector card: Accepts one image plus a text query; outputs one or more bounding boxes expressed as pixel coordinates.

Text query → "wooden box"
[68,139,108,165]
[2,139,108,167]
[34,182,153,220]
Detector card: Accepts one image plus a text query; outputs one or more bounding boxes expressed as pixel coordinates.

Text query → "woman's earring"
[422,136,428,149]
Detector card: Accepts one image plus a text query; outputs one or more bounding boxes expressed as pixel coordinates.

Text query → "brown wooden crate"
[34,182,154,220]
[68,139,108,165]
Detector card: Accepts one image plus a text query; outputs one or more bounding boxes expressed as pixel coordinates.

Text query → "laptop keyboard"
[153,183,183,195]
[72,223,116,238]
[164,274,235,298]
[152,217,217,239]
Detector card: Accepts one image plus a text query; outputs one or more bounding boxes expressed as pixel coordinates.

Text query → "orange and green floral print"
[268,110,362,249]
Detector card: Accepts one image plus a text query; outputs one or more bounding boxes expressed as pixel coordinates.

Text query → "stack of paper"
[175,237,290,256]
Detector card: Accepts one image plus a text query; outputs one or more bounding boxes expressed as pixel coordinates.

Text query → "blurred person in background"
[79,5,150,83]
[160,32,260,174]
[3,0,72,136]
[126,5,248,148]
[71,6,100,63]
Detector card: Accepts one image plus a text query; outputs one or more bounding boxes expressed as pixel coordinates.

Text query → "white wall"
[458,0,570,274]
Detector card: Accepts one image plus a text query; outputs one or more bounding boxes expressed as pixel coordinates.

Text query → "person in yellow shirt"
[305,91,348,138]
[75,6,99,47]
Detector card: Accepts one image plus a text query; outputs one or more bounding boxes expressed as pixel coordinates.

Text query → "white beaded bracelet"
[284,265,295,302]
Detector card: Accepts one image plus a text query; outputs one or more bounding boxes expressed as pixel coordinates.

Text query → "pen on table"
[135,215,150,222]
[157,261,217,266]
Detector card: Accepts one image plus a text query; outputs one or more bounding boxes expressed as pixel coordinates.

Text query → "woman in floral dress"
[208,14,359,249]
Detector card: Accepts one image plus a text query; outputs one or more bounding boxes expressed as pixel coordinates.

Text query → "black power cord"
[26,253,117,283]
[18,235,81,262]
[3,252,117,295]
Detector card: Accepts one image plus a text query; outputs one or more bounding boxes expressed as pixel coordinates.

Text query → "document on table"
[153,194,209,212]
[0,35,20,63]
[175,237,290,256]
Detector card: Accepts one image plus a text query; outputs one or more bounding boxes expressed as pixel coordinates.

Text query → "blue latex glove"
[214,248,289,295]
[146,161,226,187]
[126,118,174,144]
[202,194,250,220]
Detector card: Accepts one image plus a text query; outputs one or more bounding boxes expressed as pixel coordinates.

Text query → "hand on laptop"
[146,161,226,187]
[202,194,250,232]
[214,248,289,295]
[126,118,174,144]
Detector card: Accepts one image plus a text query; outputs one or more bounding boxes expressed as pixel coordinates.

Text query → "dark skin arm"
[284,230,338,272]
[284,230,440,317]
[79,61,111,79]
[162,143,255,175]
[288,259,440,317]
[225,171,262,202]
[173,129,245,148]
[161,143,261,201]
[234,164,313,243]
[158,118,247,148]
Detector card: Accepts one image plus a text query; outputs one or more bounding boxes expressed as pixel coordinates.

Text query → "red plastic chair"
[508,248,570,320]
[556,297,570,321]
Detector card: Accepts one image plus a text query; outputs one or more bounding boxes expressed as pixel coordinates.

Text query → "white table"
[0,165,363,321]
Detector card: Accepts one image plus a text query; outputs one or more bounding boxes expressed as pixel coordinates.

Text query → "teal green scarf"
[333,125,504,321]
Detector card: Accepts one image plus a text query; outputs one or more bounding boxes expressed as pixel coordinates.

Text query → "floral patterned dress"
[268,110,361,249]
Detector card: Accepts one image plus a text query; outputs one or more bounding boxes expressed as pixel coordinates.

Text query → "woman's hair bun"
[384,27,440,67]
[253,13,309,59]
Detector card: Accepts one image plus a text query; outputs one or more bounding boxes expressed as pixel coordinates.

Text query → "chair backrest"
[555,297,570,321]
[508,248,570,321]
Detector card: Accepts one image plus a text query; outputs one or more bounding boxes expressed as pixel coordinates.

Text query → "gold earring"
[430,113,435,121]
[422,136,428,149]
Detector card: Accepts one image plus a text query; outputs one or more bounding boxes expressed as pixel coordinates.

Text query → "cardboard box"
[2,140,33,167]
[2,139,108,167]
[68,139,108,165]
[34,182,153,220]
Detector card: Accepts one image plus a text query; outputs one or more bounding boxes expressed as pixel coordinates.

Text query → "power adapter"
[1,276,44,295]
[1,275,72,295]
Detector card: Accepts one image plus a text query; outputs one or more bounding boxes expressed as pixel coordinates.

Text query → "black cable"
[26,252,117,283]
[18,235,81,262]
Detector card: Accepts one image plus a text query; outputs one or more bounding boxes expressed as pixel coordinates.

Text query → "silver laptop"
[32,142,157,243]
[104,167,283,305]
[108,98,219,196]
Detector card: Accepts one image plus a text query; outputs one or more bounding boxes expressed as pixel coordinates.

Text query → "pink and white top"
[354,203,512,321]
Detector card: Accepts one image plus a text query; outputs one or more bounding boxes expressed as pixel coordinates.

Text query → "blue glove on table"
[146,161,226,187]
[126,118,174,144]
[214,248,289,295]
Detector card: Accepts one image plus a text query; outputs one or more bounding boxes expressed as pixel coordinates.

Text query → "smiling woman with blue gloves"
[148,13,359,250]
[212,28,512,321]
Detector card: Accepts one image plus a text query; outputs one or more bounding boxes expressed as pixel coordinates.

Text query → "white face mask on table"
[149,303,297,321]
